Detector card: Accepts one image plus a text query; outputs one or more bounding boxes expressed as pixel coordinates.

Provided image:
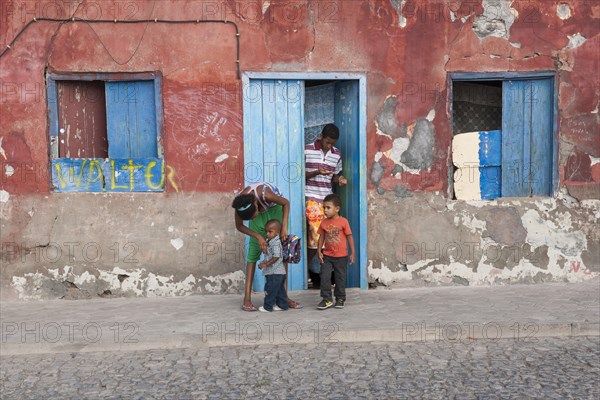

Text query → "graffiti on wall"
[52,158,179,192]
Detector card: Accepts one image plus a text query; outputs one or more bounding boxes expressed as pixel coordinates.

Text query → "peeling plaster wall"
[472,0,517,39]
[368,191,599,287]
[1,192,246,300]
[1,0,599,299]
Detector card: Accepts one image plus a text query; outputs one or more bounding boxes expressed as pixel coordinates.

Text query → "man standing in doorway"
[305,123,347,288]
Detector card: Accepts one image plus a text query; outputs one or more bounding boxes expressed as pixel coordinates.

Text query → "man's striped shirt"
[305,140,342,201]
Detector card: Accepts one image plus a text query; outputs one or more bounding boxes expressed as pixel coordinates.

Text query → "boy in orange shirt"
[316,193,355,310]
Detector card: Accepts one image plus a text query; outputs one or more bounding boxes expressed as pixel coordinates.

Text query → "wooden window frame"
[448,71,559,198]
[46,71,165,192]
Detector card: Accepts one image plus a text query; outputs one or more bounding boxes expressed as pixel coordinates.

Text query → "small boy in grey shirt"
[258,219,289,312]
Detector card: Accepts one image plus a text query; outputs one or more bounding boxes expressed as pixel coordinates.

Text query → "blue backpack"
[282,234,302,264]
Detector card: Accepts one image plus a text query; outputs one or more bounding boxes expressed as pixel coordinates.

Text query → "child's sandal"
[242,303,258,312]
[287,299,303,309]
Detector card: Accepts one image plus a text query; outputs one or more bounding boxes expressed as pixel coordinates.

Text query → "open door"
[243,73,367,292]
[334,81,362,288]
[243,79,306,291]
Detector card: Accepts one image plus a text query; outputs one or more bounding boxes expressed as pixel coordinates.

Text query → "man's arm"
[332,157,346,185]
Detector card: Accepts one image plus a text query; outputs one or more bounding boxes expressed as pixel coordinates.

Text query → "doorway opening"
[242,72,367,292]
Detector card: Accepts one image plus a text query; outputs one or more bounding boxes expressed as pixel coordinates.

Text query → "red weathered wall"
[1,0,598,196]
[1,1,598,299]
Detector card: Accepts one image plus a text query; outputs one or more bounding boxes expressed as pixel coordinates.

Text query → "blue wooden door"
[334,81,362,288]
[105,80,158,158]
[502,78,553,196]
[243,79,306,291]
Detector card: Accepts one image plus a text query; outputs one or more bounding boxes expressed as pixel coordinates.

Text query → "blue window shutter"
[106,81,157,158]
[502,80,530,197]
[502,79,554,197]
[530,78,553,196]
[243,79,305,291]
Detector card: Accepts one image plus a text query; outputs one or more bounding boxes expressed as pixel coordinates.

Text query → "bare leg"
[284,262,302,308]
[243,261,257,307]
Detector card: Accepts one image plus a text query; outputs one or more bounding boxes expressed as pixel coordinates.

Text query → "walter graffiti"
[52,158,177,192]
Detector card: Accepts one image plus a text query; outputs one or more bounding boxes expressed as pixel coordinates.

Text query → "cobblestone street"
[1,336,598,399]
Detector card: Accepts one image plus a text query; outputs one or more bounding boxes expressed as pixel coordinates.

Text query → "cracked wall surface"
[368,191,598,287]
[1,0,598,299]
[1,193,246,300]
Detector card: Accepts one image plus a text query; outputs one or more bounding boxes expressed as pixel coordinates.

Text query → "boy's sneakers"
[317,300,333,310]
[334,298,345,309]
[259,305,286,312]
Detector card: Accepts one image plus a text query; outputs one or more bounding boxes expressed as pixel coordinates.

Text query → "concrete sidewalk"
[1,279,598,355]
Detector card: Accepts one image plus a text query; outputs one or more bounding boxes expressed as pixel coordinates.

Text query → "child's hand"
[318,250,324,263]
[349,254,355,265]
[338,176,347,186]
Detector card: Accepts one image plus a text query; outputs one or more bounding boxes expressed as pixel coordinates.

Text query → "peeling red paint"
[0,0,597,197]
[0,132,47,194]
[592,163,600,184]
[565,150,592,182]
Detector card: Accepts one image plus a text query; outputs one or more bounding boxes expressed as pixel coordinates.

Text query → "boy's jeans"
[320,255,348,302]
[264,274,289,311]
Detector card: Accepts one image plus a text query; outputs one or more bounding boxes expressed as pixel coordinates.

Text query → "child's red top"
[318,216,352,257]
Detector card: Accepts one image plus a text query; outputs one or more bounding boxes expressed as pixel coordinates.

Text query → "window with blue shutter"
[452,76,556,200]
[47,74,164,192]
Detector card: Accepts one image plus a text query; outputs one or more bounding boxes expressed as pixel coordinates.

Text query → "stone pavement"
[1,279,598,355]
[2,337,599,399]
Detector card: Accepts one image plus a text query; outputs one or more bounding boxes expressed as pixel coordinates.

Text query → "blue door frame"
[242,72,368,291]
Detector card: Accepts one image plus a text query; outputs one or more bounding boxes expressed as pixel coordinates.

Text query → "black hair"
[231,194,257,220]
[323,193,342,208]
[321,123,339,140]
[265,219,282,232]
